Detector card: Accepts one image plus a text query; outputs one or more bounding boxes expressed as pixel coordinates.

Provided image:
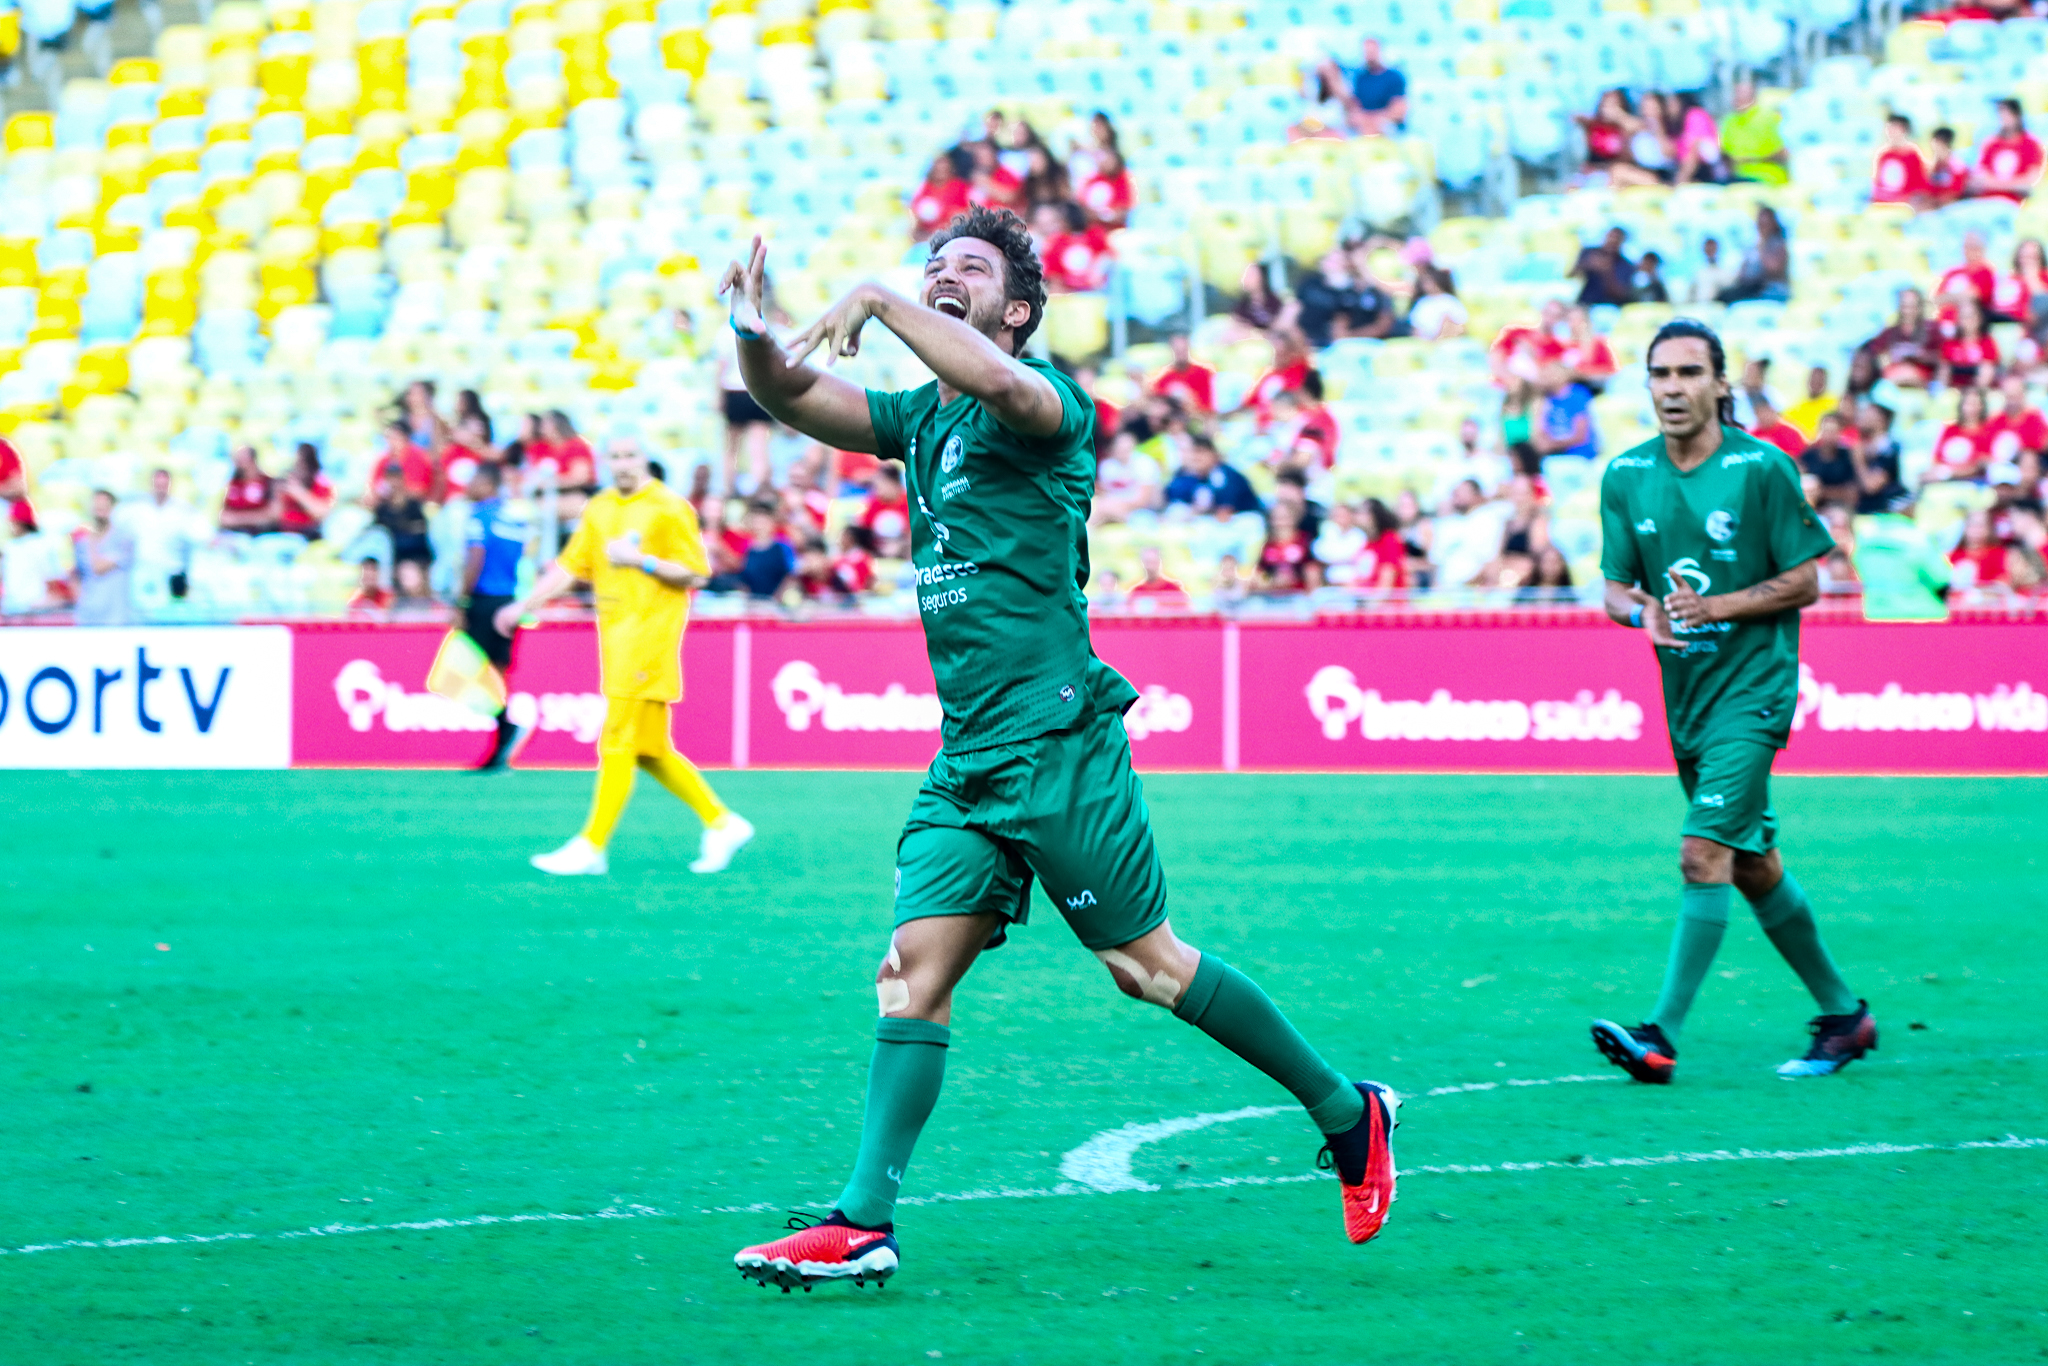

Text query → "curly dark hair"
[927,204,1046,356]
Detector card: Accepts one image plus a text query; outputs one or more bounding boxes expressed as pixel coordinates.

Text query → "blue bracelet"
[640,555,660,576]
[1629,604,1644,629]
[730,315,767,342]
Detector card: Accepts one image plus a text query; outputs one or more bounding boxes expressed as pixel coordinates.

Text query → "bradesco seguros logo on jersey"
[0,626,291,768]
[1304,666,1646,743]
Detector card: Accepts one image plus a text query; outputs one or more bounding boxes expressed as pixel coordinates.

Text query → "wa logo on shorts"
[940,434,965,474]
[1705,510,1738,543]
[1066,890,1097,909]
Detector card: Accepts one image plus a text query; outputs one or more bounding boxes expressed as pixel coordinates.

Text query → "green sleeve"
[1598,467,1643,586]
[865,389,909,463]
[973,358,1092,464]
[1764,454,1837,573]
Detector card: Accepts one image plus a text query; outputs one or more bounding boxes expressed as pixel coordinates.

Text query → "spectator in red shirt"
[1124,544,1189,608]
[525,410,597,521]
[2002,237,2048,332]
[1257,500,1318,592]
[220,445,279,534]
[1489,298,1568,385]
[1872,114,1930,206]
[1930,385,1996,482]
[1936,231,1997,311]
[1938,297,1999,389]
[1267,372,1340,471]
[0,434,34,533]
[1031,202,1111,293]
[1239,328,1313,427]
[1076,148,1132,229]
[374,420,437,500]
[277,442,335,538]
[1740,359,1809,458]
[910,150,973,242]
[1576,88,1633,179]
[1354,496,1407,590]
[1949,508,2009,585]
[965,139,1026,214]
[436,415,495,503]
[1150,331,1215,414]
[347,557,393,615]
[1971,98,2043,202]
[1988,371,2048,473]
[1863,287,1937,387]
[830,524,877,595]
[1558,304,1617,387]
[1927,126,1968,205]
[860,464,911,558]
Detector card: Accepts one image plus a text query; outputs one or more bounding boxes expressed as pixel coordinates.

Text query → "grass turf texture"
[4,771,2045,1366]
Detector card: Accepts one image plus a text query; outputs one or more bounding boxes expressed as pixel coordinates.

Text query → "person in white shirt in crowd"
[1428,477,1513,590]
[1312,501,1367,581]
[1406,264,1468,341]
[121,467,201,608]
[1431,417,1512,508]
[1092,430,1165,526]
[1686,236,1742,304]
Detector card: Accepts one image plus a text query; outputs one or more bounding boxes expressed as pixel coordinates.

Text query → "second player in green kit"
[716,208,1397,1291]
[1592,319,1877,1086]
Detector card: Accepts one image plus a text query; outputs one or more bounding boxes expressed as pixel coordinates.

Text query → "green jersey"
[867,358,1138,753]
[1599,427,1836,754]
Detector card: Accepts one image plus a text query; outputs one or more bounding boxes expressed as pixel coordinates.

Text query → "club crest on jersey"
[1705,510,1738,543]
[1668,557,1711,593]
[1635,518,1656,533]
[940,434,964,474]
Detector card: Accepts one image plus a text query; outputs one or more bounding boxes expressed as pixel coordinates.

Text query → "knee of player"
[1678,838,1728,884]
[873,939,913,1016]
[1093,947,1185,1009]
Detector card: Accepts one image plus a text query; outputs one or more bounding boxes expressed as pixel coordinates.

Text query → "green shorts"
[1676,738,1780,855]
[894,708,1169,952]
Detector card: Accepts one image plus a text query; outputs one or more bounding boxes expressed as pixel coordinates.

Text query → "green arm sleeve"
[865,389,909,463]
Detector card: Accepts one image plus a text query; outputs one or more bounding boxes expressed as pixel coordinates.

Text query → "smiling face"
[922,237,1028,345]
[1646,335,1727,441]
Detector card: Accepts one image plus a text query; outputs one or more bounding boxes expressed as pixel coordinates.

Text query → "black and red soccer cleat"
[734,1211,899,1292]
[1777,999,1877,1078]
[1316,1080,1400,1245]
[1590,1019,1677,1084]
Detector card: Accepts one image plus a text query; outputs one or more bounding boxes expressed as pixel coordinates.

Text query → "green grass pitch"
[5,769,2046,1365]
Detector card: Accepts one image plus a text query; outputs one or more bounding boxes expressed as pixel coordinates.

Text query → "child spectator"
[1872,114,1930,206]
[1927,126,1968,205]
[347,558,393,615]
[1971,98,2042,202]
[794,536,837,599]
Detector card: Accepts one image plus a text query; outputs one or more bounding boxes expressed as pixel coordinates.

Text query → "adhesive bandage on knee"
[1095,948,1184,1007]
[875,941,911,1015]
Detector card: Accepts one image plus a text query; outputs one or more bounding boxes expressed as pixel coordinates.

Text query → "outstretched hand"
[717,235,771,337]
[784,284,883,368]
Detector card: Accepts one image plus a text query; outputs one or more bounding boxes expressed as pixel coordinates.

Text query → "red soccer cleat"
[1316,1080,1401,1245]
[734,1212,899,1292]
[1591,1019,1677,1084]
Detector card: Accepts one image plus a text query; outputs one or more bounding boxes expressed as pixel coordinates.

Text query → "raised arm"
[719,238,879,453]
[782,243,1065,439]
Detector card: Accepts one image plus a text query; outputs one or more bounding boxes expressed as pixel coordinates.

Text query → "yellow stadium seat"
[6,112,54,152]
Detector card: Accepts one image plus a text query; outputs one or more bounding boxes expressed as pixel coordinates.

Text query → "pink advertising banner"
[273,616,2046,775]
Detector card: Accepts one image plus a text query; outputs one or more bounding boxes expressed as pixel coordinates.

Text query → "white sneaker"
[530,836,608,876]
[690,813,755,874]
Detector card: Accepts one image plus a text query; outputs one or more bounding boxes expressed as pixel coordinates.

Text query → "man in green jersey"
[718,207,1397,1291]
[1591,319,1876,1087]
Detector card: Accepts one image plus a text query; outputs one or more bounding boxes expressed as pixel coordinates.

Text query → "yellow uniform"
[555,480,728,845]
[557,481,711,704]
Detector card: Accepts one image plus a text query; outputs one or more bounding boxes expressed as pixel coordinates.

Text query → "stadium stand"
[0,0,2043,617]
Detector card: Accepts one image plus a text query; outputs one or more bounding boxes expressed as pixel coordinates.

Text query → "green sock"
[1173,955,1363,1135]
[1749,871,1858,1016]
[1646,883,1732,1038]
[834,1018,949,1228]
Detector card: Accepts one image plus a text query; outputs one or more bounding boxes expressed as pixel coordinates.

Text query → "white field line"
[10,1134,2047,1259]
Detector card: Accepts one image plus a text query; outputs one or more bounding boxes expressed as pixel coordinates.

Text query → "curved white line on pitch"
[1059,1071,1622,1194]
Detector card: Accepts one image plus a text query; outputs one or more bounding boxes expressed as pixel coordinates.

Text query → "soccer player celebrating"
[718,208,1397,1292]
[493,441,755,877]
[1591,320,1875,1086]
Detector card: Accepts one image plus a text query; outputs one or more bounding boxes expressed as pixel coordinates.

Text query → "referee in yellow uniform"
[495,440,754,876]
